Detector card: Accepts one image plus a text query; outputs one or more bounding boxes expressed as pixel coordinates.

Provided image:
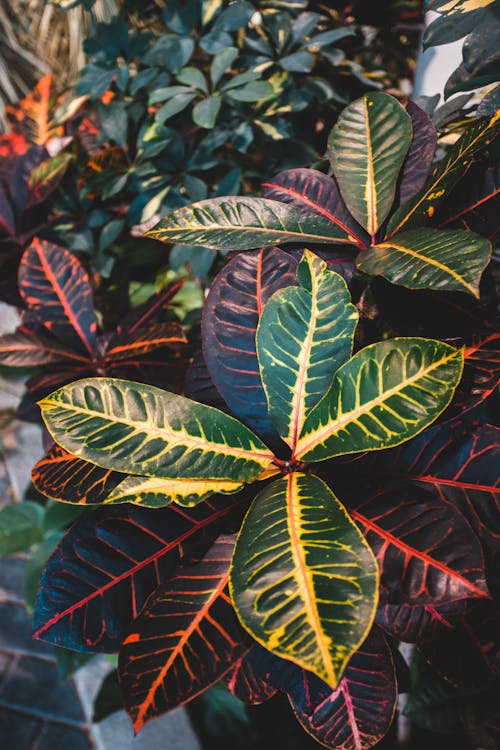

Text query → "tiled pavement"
[0,303,202,750]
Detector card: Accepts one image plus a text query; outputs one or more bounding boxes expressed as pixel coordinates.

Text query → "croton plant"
[27,91,500,748]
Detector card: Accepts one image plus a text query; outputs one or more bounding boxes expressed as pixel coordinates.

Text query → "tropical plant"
[29,245,500,747]
[147,91,498,300]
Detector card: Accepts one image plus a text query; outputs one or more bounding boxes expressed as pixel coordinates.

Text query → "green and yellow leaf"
[357,228,491,298]
[328,93,412,237]
[387,111,500,234]
[256,251,358,449]
[229,473,378,688]
[103,475,244,508]
[296,339,464,462]
[145,197,359,250]
[39,378,274,481]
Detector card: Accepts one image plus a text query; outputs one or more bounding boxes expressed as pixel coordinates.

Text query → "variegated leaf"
[103,474,244,508]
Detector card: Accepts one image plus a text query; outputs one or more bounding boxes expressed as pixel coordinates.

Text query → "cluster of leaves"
[423,0,499,114]
[24,92,500,748]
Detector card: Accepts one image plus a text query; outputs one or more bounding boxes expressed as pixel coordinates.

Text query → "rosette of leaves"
[31,248,497,747]
[146,91,498,301]
[0,237,188,420]
[423,0,500,110]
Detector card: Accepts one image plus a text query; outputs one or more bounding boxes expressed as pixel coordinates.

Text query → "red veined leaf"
[225,652,278,705]
[6,75,64,146]
[202,247,297,448]
[398,101,437,207]
[261,168,369,249]
[338,482,489,604]
[104,322,187,363]
[0,330,89,367]
[119,535,249,731]
[32,444,125,505]
[112,280,185,340]
[419,600,500,686]
[19,239,97,357]
[33,497,236,652]
[448,333,500,416]
[349,419,500,549]
[436,162,500,239]
[375,600,467,643]
[288,627,396,750]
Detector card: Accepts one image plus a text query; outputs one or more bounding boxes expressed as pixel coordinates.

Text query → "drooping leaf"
[0,330,88,367]
[357,228,491,298]
[376,601,467,643]
[341,482,489,603]
[230,473,378,688]
[398,101,438,206]
[202,247,297,446]
[39,378,274,481]
[296,339,464,462]
[289,627,396,750]
[256,251,358,448]
[261,168,369,248]
[33,497,235,651]
[387,111,500,235]
[18,239,97,358]
[145,197,359,250]
[351,419,500,549]
[119,535,249,731]
[328,92,412,237]
[102,474,244,508]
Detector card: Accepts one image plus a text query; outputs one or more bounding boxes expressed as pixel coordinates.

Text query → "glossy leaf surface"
[0,330,87,367]
[328,93,412,236]
[146,196,358,250]
[119,535,248,731]
[344,483,489,603]
[256,251,358,448]
[202,247,297,445]
[33,498,234,651]
[376,601,467,643]
[39,378,274,481]
[103,474,244,508]
[451,333,500,415]
[296,338,463,462]
[398,102,438,206]
[261,168,369,248]
[357,228,491,297]
[387,111,500,234]
[230,473,378,688]
[18,239,97,357]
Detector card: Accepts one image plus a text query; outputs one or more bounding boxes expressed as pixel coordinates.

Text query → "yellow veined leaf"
[103,475,245,508]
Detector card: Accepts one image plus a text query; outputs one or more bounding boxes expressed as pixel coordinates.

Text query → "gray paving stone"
[94,705,203,750]
[34,723,93,750]
[0,706,40,750]
[2,420,43,501]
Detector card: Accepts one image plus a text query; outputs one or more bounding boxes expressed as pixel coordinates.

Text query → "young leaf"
[202,247,297,446]
[261,167,369,248]
[328,92,412,237]
[296,338,464,462]
[33,498,235,651]
[230,473,378,688]
[256,251,358,449]
[39,378,274,481]
[357,228,491,298]
[119,535,248,731]
[102,474,244,508]
[145,197,359,250]
[18,239,97,358]
[387,111,500,235]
